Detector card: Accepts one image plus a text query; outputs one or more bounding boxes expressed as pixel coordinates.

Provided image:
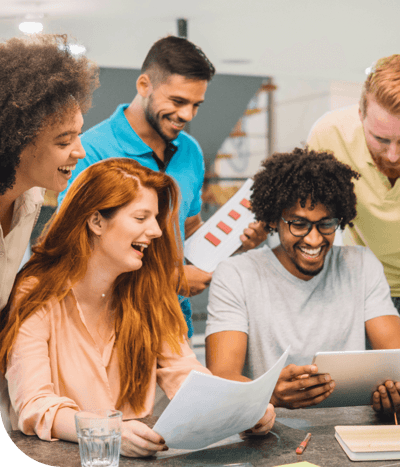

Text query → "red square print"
[240,198,251,210]
[217,221,233,234]
[205,232,221,246]
[228,210,240,220]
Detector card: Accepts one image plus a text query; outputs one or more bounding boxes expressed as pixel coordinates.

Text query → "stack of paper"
[335,425,400,461]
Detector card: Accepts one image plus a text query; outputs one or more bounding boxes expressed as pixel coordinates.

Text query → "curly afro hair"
[0,34,99,195]
[251,147,360,232]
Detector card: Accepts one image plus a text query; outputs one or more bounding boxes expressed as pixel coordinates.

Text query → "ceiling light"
[19,21,43,34]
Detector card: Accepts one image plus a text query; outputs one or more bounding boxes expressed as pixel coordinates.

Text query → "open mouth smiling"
[58,164,76,175]
[131,242,149,253]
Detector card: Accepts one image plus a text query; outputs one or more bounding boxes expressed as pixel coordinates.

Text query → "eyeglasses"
[281,217,342,237]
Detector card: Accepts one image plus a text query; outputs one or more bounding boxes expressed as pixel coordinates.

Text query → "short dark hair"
[251,147,360,232]
[141,35,215,84]
[0,34,99,195]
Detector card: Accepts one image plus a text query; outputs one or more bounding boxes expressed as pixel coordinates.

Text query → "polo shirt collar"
[110,104,181,157]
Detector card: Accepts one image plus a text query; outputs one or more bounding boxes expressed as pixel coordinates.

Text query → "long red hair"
[0,158,187,413]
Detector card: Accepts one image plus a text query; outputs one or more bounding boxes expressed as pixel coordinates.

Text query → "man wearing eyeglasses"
[205,148,400,411]
[308,55,400,316]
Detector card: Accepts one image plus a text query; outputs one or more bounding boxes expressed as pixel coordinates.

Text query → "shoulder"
[176,131,203,155]
[308,105,362,144]
[331,245,381,271]
[214,246,269,281]
[82,104,127,145]
[11,277,53,327]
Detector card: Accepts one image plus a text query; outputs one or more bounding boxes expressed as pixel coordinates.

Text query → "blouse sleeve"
[156,338,212,400]
[6,287,79,441]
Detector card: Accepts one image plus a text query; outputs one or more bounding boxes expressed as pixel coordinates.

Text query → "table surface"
[8,406,400,467]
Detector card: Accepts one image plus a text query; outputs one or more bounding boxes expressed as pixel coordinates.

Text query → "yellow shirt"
[5,279,210,440]
[308,105,400,296]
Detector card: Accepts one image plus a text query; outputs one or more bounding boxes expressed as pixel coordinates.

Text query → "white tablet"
[310,349,400,408]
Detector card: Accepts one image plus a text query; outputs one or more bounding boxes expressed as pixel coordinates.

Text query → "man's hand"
[372,380,400,415]
[241,403,276,438]
[238,221,268,252]
[270,364,335,409]
[178,265,213,297]
[121,420,168,457]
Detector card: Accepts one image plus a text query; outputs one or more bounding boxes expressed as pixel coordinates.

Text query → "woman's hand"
[120,420,168,457]
[241,403,276,437]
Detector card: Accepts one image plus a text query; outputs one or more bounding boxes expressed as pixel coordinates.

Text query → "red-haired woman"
[0,158,275,457]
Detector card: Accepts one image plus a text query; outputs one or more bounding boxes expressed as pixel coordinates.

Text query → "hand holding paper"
[153,347,289,450]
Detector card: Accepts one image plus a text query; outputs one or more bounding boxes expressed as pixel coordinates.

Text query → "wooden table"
[8,406,399,467]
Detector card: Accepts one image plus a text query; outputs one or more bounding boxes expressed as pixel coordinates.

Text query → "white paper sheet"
[184,178,256,273]
[155,434,243,459]
[153,347,289,449]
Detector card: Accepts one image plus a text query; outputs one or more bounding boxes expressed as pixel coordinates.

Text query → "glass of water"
[75,410,122,467]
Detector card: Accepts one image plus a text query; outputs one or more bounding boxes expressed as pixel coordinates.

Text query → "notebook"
[335,425,400,461]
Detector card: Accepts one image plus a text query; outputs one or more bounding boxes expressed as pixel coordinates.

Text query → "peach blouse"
[6,281,210,441]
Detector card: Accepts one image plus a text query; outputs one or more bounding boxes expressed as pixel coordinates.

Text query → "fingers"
[239,222,268,251]
[181,265,213,296]
[272,364,335,409]
[281,363,319,380]
[372,389,383,413]
[373,381,400,414]
[252,403,276,434]
[121,421,168,458]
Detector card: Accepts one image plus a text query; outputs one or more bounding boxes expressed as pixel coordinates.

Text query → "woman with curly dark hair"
[0,33,99,431]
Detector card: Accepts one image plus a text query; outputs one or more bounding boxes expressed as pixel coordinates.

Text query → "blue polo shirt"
[60,104,205,336]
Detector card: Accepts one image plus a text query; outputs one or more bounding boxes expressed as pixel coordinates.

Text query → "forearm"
[51,407,79,442]
[209,366,251,383]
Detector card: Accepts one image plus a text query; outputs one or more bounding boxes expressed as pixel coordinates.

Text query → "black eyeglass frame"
[280,217,342,237]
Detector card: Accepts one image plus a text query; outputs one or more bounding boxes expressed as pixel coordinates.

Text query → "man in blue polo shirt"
[60,36,266,336]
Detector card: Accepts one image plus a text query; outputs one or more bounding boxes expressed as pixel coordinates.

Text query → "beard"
[144,108,171,143]
[293,261,324,277]
[144,94,184,143]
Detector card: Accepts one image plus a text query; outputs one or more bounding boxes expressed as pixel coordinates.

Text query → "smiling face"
[272,199,336,281]
[143,74,208,142]
[360,96,400,181]
[17,107,85,193]
[91,187,162,277]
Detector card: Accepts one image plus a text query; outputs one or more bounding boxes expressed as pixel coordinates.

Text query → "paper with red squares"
[184,178,256,272]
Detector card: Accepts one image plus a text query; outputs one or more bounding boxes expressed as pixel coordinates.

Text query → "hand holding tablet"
[309,349,400,410]
[270,363,335,409]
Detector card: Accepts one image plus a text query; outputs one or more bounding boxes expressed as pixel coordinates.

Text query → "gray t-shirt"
[205,245,397,380]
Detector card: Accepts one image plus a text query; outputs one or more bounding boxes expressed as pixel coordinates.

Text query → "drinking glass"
[75,410,122,467]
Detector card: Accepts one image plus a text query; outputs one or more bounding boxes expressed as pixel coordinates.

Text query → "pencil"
[395,412,398,426]
[296,432,312,454]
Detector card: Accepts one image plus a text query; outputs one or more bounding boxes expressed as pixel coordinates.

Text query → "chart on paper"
[184,178,257,273]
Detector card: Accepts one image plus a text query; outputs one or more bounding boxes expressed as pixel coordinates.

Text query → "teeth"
[131,242,149,252]
[299,246,322,256]
[58,165,76,172]
[168,118,185,129]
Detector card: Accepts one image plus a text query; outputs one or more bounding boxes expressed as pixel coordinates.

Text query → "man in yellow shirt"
[308,55,400,312]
